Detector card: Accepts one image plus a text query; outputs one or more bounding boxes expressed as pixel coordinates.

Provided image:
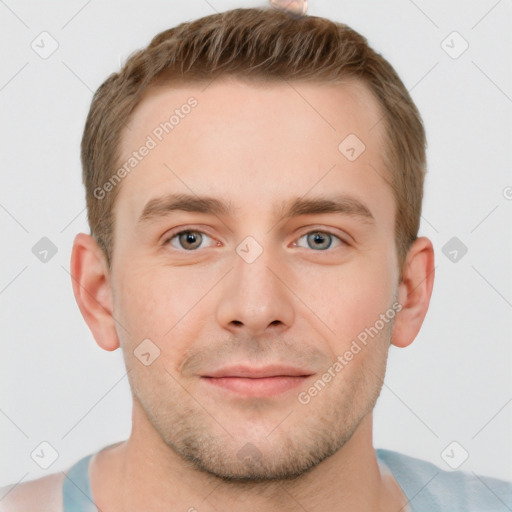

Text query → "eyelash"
[162,228,348,252]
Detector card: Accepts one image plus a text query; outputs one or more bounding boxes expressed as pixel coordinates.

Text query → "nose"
[215,241,295,337]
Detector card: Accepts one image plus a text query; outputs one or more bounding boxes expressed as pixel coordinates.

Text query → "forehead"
[113,77,393,230]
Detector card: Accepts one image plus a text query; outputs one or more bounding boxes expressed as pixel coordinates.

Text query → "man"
[1,5,510,511]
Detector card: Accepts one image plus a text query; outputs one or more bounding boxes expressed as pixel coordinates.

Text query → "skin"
[71,77,435,511]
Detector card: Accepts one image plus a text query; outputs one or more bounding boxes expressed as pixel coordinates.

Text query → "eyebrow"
[137,192,375,225]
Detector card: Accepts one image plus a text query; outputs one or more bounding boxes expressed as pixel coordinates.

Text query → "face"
[109,77,400,481]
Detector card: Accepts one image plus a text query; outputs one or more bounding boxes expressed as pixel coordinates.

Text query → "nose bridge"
[215,235,294,334]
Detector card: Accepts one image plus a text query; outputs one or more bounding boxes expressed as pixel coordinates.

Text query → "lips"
[200,365,314,397]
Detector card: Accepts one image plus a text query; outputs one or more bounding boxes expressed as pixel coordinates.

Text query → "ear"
[70,233,120,351]
[391,236,435,348]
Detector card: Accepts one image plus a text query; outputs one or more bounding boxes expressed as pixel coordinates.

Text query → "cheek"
[112,265,214,353]
[112,266,170,350]
[306,250,397,348]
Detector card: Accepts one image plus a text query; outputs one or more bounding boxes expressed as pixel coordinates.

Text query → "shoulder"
[376,448,512,512]
[0,471,65,512]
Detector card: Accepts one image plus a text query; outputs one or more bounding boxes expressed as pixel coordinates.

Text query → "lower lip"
[201,376,311,397]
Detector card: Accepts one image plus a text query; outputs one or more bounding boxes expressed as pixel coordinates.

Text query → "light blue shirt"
[62,447,512,511]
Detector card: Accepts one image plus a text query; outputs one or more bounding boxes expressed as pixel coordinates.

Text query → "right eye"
[163,229,217,251]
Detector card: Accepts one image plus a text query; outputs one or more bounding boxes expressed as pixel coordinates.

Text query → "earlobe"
[70,233,120,352]
[391,236,435,348]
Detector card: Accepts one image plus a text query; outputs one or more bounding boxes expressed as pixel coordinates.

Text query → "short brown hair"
[81,7,426,274]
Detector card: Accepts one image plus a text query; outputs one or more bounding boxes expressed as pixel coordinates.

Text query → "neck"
[91,405,403,512]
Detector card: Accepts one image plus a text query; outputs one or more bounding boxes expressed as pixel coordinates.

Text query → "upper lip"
[201,365,314,378]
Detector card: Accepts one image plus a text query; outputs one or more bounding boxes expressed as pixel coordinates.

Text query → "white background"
[1,0,511,489]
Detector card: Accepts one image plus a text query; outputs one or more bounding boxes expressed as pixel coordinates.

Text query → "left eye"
[164,229,344,252]
[294,230,344,251]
